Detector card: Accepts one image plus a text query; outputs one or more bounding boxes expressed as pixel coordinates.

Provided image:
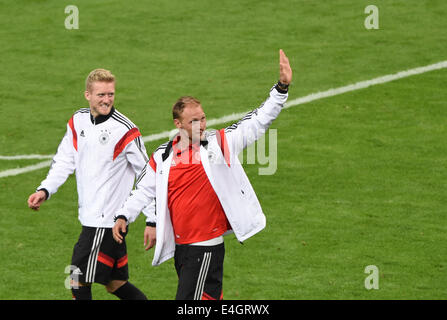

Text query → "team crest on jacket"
[99,130,111,145]
[208,150,217,163]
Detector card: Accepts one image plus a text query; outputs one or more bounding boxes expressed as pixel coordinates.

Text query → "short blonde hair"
[85,68,115,92]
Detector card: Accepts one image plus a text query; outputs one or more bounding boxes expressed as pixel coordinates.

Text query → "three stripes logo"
[194,252,212,300]
[85,228,105,283]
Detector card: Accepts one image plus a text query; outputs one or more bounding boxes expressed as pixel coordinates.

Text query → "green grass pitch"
[0,0,446,299]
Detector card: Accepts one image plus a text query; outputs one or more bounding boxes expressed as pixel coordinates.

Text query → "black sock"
[71,285,92,300]
[111,281,147,300]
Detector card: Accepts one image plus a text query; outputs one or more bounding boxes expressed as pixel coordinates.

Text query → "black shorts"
[174,243,225,300]
[70,226,129,286]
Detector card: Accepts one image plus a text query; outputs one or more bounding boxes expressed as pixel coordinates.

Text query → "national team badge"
[99,130,110,145]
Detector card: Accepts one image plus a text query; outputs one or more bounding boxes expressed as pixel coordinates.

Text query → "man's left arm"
[125,134,149,174]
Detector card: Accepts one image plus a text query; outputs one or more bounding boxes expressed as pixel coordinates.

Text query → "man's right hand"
[112,218,127,244]
[27,190,46,211]
[144,226,156,251]
[279,49,292,85]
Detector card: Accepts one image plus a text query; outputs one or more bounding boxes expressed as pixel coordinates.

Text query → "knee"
[71,282,92,300]
[106,280,127,293]
[71,280,90,289]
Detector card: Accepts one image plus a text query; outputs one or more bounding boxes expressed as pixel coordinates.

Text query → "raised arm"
[221,49,293,158]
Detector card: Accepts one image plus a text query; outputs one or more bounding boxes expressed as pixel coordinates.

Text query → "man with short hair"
[113,50,292,299]
[27,69,153,300]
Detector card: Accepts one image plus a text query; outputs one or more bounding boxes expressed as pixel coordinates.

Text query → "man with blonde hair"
[27,69,153,300]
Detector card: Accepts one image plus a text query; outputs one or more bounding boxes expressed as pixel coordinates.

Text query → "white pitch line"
[1,59,446,179]
[0,160,53,178]
[284,60,447,108]
[0,154,54,160]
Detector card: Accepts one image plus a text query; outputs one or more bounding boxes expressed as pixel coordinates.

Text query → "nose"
[102,96,112,105]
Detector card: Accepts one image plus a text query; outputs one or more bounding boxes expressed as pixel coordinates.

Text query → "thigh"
[201,243,225,300]
[71,227,129,286]
[71,226,106,285]
[175,243,225,300]
[96,228,129,285]
[175,244,196,299]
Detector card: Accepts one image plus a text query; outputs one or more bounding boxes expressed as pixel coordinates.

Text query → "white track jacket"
[37,107,148,228]
[116,85,288,266]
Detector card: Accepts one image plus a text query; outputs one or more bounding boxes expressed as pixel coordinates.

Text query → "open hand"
[144,226,156,251]
[279,49,292,85]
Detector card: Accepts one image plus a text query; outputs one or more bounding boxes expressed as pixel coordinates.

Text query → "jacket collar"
[162,134,208,162]
[90,106,115,125]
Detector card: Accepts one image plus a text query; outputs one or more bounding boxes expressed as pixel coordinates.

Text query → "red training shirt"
[166,136,231,244]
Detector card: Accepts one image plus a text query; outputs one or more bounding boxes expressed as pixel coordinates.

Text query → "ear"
[84,90,90,101]
[173,118,182,129]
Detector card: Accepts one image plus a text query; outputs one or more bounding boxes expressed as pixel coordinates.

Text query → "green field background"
[0,0,446,299]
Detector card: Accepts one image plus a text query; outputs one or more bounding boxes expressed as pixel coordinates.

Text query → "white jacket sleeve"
[37,123,76,199]
[115,161,156,224]
[142,199,156,225]
[123,136,156,224]
[222,85,288,157]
